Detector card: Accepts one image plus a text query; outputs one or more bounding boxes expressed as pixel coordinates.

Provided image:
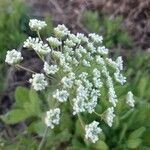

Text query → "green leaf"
[127,138,142,149]
[75,120,84,137]
[29,89,41,115]
[0,109,29,124]
[120,109,134,120]
[92,140,108,150]
[137,77,148,97]
[129,127,146,139]
[28,120,45,136]
[15,86,29,106]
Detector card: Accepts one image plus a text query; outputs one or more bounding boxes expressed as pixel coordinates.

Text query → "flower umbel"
[105,107,115,127]
[29,73,48,91]
[85,121,102,143]
[5,49,23,65]
[45,108,60,129]
[5,19,135,145]
[126,91,135,107]
[29,19,47,31]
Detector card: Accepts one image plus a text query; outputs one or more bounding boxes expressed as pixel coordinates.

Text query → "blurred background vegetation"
[0,0,149,149]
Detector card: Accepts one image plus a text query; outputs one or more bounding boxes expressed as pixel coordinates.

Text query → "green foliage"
[0,87,42,124]
[0,0,27,61]
[83,11,132,49]
[0,0,28,92]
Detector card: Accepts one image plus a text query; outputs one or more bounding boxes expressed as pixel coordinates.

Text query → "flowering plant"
[4,19,135,149]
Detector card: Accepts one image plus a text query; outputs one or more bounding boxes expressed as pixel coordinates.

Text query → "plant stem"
[37,127,49,150]
[16,65,36,74]
[119,123,127,144]
[35,51,45,62]
[37,31,42,41]
[77,113,85,129]
[93,111,104,120]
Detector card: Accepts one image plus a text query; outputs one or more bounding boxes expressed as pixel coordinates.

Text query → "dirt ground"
[25,0,150,50]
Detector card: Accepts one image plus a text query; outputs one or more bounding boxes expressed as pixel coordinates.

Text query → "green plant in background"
[0,0,27,92]
[82,11,132,49]
[0,0,27,61]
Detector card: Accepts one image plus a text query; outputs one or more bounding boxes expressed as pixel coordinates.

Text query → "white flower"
[54,24,70,38]
[5,49,23,65]
[46,37,62,48]
[83,59,91,67]
[45,108,60,129]
[64,39,76,48]
[114,69,126,85]
[106,58,118,69]
[73,97,86,115]
[33,42,51,55]
[73,83,98,115]
[79,72,88,80]
[62,63,72,72]
[23,37,40,48]
[96,55,105,65]
[29,73,48,91]
[93,68,101,78]
[75,48,82,59]
[89,33,103,44]
[126,91,135,107]
[87,52,94,61]
[68,72,76,80]
[105,107,115,127]
[97,46,108,55]
[69,34,81,44]
[53,89,69,102]
[93,77,103,89]
[76,33,88,43]
[84,80,93,90]
[116,56,123,71]
[76,45,87,54]
[87,43,96,53]
[102,66,117,107]
[29,19,47,31]
[61,76,74,89]
[86,89,100,113]
[44,62,59,75]
[85,121,102,143]
[74,79,82,86]
[64,46,74,55]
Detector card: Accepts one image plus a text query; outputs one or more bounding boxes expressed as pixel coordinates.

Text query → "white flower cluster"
[29,73,48,91]
[105,107,115,127]
[106,56,126,85]
[126,91,135,107]
[46,37,62,48]
[5,19,135,143]
[5,49,23,65]
[29,19,47,31]
[53,89,69,102]
[85,121,102,143]
[44,62,59,75]
[54,24,70,38]
[23,37,51,55]
[45,108,60,129]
